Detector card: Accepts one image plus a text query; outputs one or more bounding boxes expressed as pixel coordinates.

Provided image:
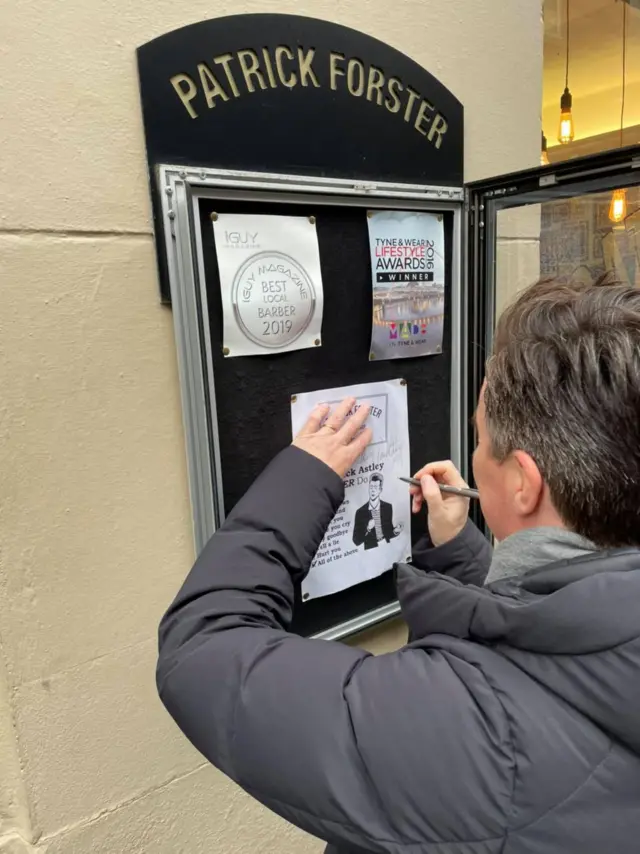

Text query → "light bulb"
[558,87,575,144]
[558,113,574,144]
[609,188,627,224]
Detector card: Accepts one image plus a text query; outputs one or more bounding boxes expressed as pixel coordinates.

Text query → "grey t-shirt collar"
[485,526,598,586]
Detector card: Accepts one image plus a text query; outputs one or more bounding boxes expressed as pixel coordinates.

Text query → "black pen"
[399,476,480,500]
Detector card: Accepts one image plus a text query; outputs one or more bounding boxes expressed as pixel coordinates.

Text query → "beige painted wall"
[0,1,542,852]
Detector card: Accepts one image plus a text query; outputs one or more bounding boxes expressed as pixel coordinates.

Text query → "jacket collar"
[396,547,640,655]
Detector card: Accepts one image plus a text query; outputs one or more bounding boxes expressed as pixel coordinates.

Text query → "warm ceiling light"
[609,188,627,224]
[558,88,575,144]
[608,3,628,225]
[558,0,575,144]
[541,131,550,166]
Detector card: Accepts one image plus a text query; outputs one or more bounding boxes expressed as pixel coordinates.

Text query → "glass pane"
[495,186,640,324]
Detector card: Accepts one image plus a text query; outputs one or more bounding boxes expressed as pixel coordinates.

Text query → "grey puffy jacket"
[157,446,640,853]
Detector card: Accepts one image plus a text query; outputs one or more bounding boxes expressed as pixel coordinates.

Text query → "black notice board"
[198,197,453,636]
[137,14,464,302]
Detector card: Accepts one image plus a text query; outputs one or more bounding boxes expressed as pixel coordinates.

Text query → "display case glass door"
[465,146,640,526]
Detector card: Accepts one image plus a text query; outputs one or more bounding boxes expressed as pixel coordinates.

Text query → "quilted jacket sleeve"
[157,446,512,852]
[411,521,493,586]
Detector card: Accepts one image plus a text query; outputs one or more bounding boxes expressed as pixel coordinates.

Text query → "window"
[543,0,640,163]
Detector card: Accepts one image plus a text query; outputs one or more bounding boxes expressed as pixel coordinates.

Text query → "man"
[157,277,640,853]
[352,473,402,549]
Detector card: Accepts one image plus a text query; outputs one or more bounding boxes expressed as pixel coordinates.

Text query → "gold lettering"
[414,99,434,136]
[403,86,420,122]
[237,49,268,93]
[170,73,198,119]
[171,74,198,119]
[428,113,448,149]
[262,48,278,88]
[366,66,385,106]
[347,59,365,97]
[275,46,297,88]
[197,63,229,109]
[330,52,345,90]
[214,53,241,98]
[297,47,320,87]
[385,77,403,113]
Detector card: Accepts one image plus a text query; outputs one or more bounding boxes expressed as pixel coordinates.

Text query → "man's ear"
[511,450,544,516]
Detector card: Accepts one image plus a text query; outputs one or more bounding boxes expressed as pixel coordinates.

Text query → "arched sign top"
[137,14,463,186]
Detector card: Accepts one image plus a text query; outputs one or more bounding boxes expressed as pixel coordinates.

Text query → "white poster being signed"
[212,213,324,357]
[291,379,411,600]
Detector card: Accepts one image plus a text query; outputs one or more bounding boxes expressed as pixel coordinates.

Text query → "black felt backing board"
[198,197,453,636]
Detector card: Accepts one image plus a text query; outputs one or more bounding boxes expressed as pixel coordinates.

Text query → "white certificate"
[291,379,411,600]
[212,213,324,357]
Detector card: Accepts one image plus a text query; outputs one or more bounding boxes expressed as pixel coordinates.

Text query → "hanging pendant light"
[558,89,575,143]
[558,0,575,144]
[609,0,628,225]
[541,131,550,165]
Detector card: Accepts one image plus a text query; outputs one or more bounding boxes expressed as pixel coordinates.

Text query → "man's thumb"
[421,475,444,512]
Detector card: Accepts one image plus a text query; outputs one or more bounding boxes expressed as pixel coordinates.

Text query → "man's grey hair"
[484,274,640,547]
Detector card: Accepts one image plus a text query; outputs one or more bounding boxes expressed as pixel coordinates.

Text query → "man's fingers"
[413,459,468,489]
[411,488,424,514]
[421,474,444,504]
[322,397,356,433]
[338,403,371,443]
[346,426,373,461]
[410,473,450,515]
[297,403,330,437]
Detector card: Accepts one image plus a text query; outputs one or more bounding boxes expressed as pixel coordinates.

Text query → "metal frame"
[158,163,465,641]
[466,144,640,531]
[468,145,640,370]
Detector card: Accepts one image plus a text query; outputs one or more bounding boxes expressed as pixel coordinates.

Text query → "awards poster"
[291,379,411,600]
[367,210,446,361]
[212,213,324,357]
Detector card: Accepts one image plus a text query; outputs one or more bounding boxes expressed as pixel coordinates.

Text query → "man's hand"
[410,460,470,547]
[292,397,373,478]
[366,519,375,532]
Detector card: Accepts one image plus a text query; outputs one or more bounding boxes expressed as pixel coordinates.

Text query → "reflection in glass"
[609,189,628,224]
[538,188,640,287]
[495,187,640,327]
